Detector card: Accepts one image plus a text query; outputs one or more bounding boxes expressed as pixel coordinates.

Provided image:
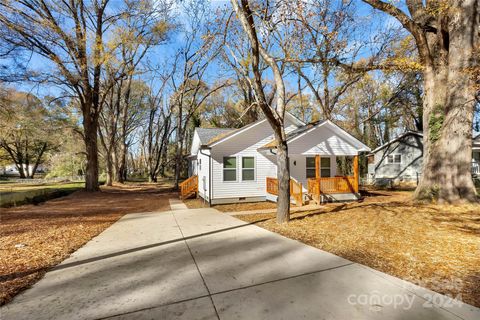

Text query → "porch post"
[353,155,359,193]
[315,155,321,198]
[315,155,320,179]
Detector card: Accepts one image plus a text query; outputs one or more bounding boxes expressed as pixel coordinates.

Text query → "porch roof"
[257,120,370,155]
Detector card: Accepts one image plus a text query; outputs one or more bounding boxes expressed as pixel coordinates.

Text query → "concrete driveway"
[2,204,479,320]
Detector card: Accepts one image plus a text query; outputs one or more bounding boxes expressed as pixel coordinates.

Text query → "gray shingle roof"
[196,127,235,145]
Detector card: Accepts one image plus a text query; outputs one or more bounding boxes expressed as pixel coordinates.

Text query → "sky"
[3,0,398,100]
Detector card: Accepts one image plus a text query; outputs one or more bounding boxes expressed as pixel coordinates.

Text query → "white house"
[181,112,371,205]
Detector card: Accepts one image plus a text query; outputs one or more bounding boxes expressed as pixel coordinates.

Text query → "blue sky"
[6,0,400,102]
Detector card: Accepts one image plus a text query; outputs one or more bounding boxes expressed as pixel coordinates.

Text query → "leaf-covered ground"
[0,183,173,305]
[235,191,480,307]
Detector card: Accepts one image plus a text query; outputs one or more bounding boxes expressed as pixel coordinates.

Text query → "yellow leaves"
[151,20,169,39]
[386,56,424,72]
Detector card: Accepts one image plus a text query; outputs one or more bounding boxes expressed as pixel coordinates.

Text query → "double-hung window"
[242,157,255,181]
[387,154,401,164]
[223,157,237,181]
[306,157,316,178]
[321,157,331,177]
[306,157,331,178]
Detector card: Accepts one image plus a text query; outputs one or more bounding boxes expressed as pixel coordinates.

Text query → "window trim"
[387,154,402,164]
[306,156,332,178]
[241,156,256,181]
[306,157,316,179]
[223,156,238,182]
[320,157,331,178]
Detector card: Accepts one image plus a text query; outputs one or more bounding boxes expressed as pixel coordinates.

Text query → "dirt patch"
[0,182,173,305]
[184,198,277,212]
[235,191,480,307]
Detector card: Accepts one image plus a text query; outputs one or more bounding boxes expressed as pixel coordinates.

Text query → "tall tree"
[0,0,116,191]
[170,0,228,189]
[230,0,292,223]
[361,0,479,202]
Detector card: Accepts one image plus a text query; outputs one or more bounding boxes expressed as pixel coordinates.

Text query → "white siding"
[289,125,359,156]
[196,149,211,200]
[210,120,298,200]
[289,155,337,192]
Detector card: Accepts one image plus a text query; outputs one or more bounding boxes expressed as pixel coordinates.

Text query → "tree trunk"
[149,172,157,183]
[174,105,183,190]
[116,142,127,183]
[105,150,114,186]
[84,115,100,192]
[276,140,290,223]
[29,142,47,179]
[415,66,477,202]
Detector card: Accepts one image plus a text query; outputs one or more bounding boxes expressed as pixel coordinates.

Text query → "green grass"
[0,181,84,193]
[0,182,84,207]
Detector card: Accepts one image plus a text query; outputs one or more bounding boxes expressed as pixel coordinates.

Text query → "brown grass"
[184,198,277,212]
[235,191,480,307]
[0,182,173,305]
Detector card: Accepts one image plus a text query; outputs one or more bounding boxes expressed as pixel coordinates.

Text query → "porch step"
[179,191,196,200]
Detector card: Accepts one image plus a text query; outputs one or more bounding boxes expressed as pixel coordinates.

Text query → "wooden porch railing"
[307,176,357,195]
[179,175,198,199]
[266,177,303,206]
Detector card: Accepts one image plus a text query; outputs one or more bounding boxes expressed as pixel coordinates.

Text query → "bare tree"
[170,1,229,189]
[230,0,292,223]
[0,0,117,191]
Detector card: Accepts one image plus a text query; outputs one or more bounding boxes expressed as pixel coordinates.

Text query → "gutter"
[199,146,212,207]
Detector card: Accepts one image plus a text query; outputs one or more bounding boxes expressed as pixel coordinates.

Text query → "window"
[198,159,201,171]
[321,157,331,177]
[242,157,255,181]
[223,157,237,181]
[387,154,401,164]
[306,157,316,178]
[306,157,331,178]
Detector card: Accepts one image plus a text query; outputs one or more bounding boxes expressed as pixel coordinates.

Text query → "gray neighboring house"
[368,131,480,185]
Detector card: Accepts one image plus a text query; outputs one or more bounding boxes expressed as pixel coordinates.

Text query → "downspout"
[199,147,212,207]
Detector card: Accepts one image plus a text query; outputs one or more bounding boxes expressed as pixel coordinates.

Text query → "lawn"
[0,181,85,207]
[234,191,480,307]
[0,182,173,305]
[0,181,84,193]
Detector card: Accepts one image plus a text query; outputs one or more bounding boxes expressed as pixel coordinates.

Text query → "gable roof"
[206,111,305,147]
[371,130,480,153]
[370,131,423,154]
[195,128,235,145]
[258,120,370,152]
[258,120,326,149]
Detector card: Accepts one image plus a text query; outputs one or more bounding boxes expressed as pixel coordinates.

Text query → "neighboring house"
[182,112,371,205]
[1,164,46,176]
[367,131,480,185]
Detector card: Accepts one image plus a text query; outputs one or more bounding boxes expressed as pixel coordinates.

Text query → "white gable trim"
[190,130,201,156]
[208,111,303,148]
[209,118,267,147]
[288,120,370,152]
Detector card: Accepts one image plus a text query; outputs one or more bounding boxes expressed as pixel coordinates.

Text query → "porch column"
[315,155,321,197]
[353,155,359,193]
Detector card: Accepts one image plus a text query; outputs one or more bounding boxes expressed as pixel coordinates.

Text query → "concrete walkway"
[2,207,479,320]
